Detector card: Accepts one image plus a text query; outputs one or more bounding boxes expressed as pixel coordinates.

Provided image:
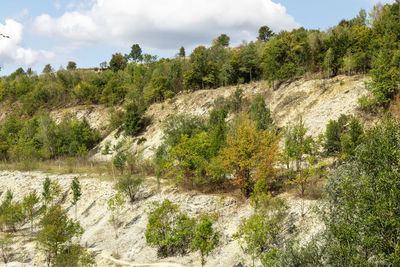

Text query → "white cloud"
[0,19,54,66]
[33,0,299,49]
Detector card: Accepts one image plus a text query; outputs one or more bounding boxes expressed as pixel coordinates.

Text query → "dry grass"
[0,159,116,181]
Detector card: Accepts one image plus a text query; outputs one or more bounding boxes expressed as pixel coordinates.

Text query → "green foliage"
[323,114,349,155]
[258,25,275,42]
[22,190,39,232]
[161,114,206,148]
[128,44,143,62]
[234,198,289,267]
[42,64,54,74]
[178,46,186,58]
[42,177,61,208]
[145,199,197,257]
[107,191,126,238]
[249,94,273,131]
[114,175,143,203]
[67,61,77,71]
[36,205,84,267]
[282,118,314,171]
[71,177,82,220]
[113,151,127,174]
[0,234,15,263]
[191,215,219,266]
[216,34,230,47]
[124,102,146,136]
[109,53,128,72]
[0,190,25,232]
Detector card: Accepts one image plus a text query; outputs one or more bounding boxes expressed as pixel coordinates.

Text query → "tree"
[324,48,334,79]
[113,151,127,175]
[36,205,84,267]
[124,102,146,136]
[129,44,143,62]
[178,46,186,58]
[70,177,82,220]
[234,198,288,267]
[282,118,313,171]
[107,191,125,238]
[320,118,400,265]
[240,42,259,82]
[258,26,274,42]
[99,61,108,70]
[145,199,196,257]
[323,114,349,155]
[42,177,61,208]
[220,118,280,197]
[22,190,39,232]
[249,94,273,131]
[42,64,54,74]
[109,53,128,72]
[216,34,230,47]
[191,216,219,266]
[115,175,143,203]
[66,61,77,71]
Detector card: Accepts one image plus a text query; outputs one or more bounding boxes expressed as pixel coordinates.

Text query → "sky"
[0,0,396,75]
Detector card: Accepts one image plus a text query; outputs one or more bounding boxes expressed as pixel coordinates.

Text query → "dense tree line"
[0,114,100,161]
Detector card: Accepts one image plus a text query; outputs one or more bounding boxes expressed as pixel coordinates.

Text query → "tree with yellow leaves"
[219,117,280,197]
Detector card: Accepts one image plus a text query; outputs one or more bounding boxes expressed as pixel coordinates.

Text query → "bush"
[124,102,146,136]
[191,215,219,266]
[114,175,143,203]
[249,94,273,131]
[145,199,196,257]
[234,198,289,266]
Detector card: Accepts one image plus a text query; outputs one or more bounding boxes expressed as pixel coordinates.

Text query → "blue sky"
[0,0,394,75]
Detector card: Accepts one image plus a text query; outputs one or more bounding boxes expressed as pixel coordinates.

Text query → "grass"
[0,159,116,181]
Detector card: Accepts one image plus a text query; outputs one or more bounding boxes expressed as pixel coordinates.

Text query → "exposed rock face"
[0,171,319,267]
[88,75,370,161]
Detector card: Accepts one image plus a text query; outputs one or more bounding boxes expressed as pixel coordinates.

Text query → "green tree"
[324,48,334,79]
[178,46,186,58]
[249,94,273,131]
[115,175,143,203]
[234,198,288,267]
[124,102,146,136]
[22,190,39,232]
[216,34,230,47]
[129,44,143,62]
[42,64,54,74]
[107,191,125,238]
[145,199,196,257]
[71,177,82,220]
[36,205,84,267]
[323,114,349,155]
[109,53,128,72]
[258,25,275,42]
[66,61,77,71]
[321,118,400,265]
[282,118,313,171]
[191,215,219,266]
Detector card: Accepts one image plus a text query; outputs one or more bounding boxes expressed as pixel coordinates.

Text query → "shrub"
[234,198,289,266]
[145,199,196,257]
[191,215,219,266]
[124,102,146,136]
[249,94,273,131]
[114,175,143,203]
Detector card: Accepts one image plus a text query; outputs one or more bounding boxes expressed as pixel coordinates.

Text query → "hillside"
[0,74,376,266]
[89,74,371,161]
